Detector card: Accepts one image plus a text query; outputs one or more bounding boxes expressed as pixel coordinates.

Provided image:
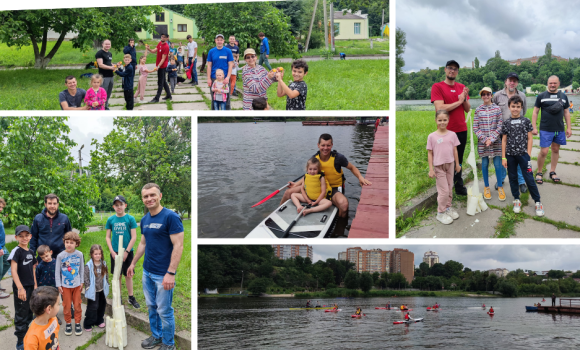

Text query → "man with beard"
[493,72,528,193]
[431,60,470,195]
[532,75,572,184]
[30,194,72,262]
[146,33,172,103]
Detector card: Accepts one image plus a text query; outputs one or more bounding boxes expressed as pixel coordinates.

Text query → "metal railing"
[559,299,580,308]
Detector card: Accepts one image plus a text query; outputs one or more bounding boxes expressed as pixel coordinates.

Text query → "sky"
[397,0,580,72]
[310,245,580,272]
[65,116,115,166]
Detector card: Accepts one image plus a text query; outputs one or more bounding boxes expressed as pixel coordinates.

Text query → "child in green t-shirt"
[105,195,140,309]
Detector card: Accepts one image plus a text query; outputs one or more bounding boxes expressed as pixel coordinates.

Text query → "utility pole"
[323,0,328,50]
[305,0,319,52]
[330,3,335,51]
[382,9,385,27]
[78,144,84,176]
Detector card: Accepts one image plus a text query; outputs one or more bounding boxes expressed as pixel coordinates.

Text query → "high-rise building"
[272,245,313,260]
[346,247,362,265]
[338,252,347,261]
[356,249,390,273]
[423,251,439,267]
[391,248,414,284]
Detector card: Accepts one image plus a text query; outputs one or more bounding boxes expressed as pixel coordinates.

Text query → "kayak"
[399,309,412,312]
[375,307,392,310]
[393,318,424,324]
[426,308,440,311]
[246,199,338,238]
[487,312,494,315]
[325,309,342,313]
[289,307,332,310]
[351,314,362,318]
[525,306,538,312]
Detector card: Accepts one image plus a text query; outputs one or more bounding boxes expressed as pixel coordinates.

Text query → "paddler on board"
[315,300,321,308]
[404,312,412,322]
[333,304,339,310]
[489,306,494,313]
[386,302,391,309]
[355,307,362,316]
[482,303,485,308]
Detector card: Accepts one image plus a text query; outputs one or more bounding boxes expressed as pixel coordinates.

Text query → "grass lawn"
[4,220,192,333]
[303,39,388,57]
[88,212,146,227]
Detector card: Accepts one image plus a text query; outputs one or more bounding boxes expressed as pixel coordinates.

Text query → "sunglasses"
[481,93,491,96]
[245,55,256,59]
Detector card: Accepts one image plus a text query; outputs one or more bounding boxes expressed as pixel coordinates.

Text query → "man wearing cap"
[105,195,140,309]
[0,197,10,299]
[30,194,72,263]
[493,72,528,193]
[185,35,198,86]
[145,33,172,103]
[532,75,572,184]
[431,60,470,195]
[207,34,234,110]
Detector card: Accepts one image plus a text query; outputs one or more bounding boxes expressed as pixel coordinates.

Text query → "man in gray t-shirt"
[59,76,88,110]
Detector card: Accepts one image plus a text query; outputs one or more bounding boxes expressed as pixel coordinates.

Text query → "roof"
[334,10,368,20]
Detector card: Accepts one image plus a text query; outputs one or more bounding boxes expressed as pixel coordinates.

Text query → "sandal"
[549,172,561,183]
[535,172,543,184]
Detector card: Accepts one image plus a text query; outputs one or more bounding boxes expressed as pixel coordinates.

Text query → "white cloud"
[65,116,115,165]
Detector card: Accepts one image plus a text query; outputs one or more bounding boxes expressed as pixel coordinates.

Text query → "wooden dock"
[349,124,389,238]
[536,299,580,314]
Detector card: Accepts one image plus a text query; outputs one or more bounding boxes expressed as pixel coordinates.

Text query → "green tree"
[387,273,407,289]
[396,27,407,83]
[184,2,298,58]
[248,277,272,295]
[483,71,497,89]
[273,0,306,36]
[531,84,546,93]
[0,7,161,69]
[360,272,373,292]
[547,270,566,279]
[405,86,416,99]
[495,50,501,59]
[344,270,359,290]
[572,82,579,91]
[0,117,99,231]
[545,42,552,61]
[497,280,518,297]
[474,57,480,69]
[519,71,533,88]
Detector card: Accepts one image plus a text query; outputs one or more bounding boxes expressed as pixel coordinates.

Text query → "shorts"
[331,185,345,198]
[539,130,566,148]
[110,250,134,277]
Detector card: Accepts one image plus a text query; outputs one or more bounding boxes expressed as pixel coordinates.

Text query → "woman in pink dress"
[84,74,107,110]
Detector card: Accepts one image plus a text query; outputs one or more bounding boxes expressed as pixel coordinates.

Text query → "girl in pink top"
[134,55,156,102]
[84,74,107,110]
[426,110,462,225]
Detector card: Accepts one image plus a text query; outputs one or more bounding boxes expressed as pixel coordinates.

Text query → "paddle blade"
[251,190,280,208]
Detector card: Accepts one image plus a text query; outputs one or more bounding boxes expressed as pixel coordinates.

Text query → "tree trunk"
[305,0,319,53]
[34,56,52,69]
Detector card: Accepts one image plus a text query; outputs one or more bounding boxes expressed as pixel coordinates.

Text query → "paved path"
[404,118,580,238]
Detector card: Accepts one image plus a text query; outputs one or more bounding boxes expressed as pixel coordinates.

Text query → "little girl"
[474,87,504,201]
[83,244,109,332]
[211,69,230,110]
[84,74,107,110]
[290,157,333,216]
[427,110,462,225]
[135,55,155,102]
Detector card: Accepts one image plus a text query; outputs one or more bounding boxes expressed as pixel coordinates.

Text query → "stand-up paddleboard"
[393,318,424,324]
[246,200,337,238]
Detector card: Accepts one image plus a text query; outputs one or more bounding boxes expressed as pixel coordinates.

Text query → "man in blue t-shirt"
[128,183,184,350]
[206,34,234,110]
[258,32,272,70]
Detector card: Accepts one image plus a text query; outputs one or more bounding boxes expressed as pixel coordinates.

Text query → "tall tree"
[545,42,552,61]
[344,270,359,289]
[396,27,407,83]
[359,272,373,292]
[474,57,480,69]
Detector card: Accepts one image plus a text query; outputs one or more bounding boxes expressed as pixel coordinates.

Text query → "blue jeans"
[143,269,175,346]
[482,156,503,188]
[189,57,198,84]
[213,100,226,110]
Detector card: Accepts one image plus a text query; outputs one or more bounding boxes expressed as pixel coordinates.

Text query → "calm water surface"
[198,297,580,349]
[197,121,375,238]
[397,95,580,111]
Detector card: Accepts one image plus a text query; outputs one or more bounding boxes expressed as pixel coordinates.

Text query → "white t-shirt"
[186,41,198,59]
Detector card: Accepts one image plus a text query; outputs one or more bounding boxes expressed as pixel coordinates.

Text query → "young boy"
[276,59,308,110]
[55,231,84,336]
[501,95,545,216]
[36,245,61,325]
[114,54,135,110]
[24,286,61,350]
[105,195,139,309]
[8,225,37,350]
[252,97,270,110]
[167,58,179,94]
[0,197,10,299]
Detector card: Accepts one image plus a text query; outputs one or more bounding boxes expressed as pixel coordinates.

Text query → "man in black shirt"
[95,39,116,110]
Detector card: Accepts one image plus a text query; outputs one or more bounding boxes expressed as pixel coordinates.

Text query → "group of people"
[428,59,573,224]
[0,183,184,350]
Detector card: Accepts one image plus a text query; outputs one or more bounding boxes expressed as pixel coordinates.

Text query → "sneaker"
[141,336,163,349]
[75,323,82,336]
[455,186,467,196]
[149,98,160,103]
[159,344,176,350]
[498,187,506,202]
[128,296,141,309]
[98,323,106,328]
[483,187,491,200]
[436,212,453,225]
[57,317,62,325]
[519,184,528,193]
[0,291,9,299]
[16,342,24,350]
[65,323,73,336]
[446,207,459,220]
[513,199,522,214]
[535,202,545,217]
[162,96,172,101]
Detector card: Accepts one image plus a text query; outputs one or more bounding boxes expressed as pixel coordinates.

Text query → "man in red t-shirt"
[431,60,471,195]
[145,33,172,103]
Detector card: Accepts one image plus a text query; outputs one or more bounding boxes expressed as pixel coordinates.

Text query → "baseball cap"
[480,87,493,96]
[112,195,127,205]
[446,60,460,69]
[215,34,224,39]
[506,72,519,81]
[15,225,31,236]
[244,48,256,58]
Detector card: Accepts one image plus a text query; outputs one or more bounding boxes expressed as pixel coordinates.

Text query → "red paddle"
[251,176,303,207]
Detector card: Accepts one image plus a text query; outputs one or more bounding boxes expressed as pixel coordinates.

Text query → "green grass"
[303,39,389,57]
[87,212,146,227]
[75,331,105,350]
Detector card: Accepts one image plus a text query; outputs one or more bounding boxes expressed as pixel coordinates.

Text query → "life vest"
[315,150,345,189]
[304,173,332,200]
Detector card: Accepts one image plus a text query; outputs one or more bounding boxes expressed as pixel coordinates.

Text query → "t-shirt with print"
[426,131,460,166]
[140,207,184,276]
[55,250,84,288]
[286,81,307,110]
[59,89,87,110]
[105,214,138,253]
[534,91,570,132]
[36,259,57,287]
[502,117,533,156]
[95,50,114,78]
[24,317,60,350]
[156,42,170,69]
[431,81,470,133]
[8,246,35,287]
[224,44,239,56]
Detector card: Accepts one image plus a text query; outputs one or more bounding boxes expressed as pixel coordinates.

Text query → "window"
[135,27,142,33]
[177,24,187,32]
[354,22,361,35]
[155,12,165,22]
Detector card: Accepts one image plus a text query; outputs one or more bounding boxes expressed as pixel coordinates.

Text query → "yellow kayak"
[289,307,332,310]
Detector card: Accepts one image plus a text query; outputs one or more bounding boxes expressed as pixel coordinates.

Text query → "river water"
[397,95,580,111]
[198,296,580,349]
[197,121,375,238]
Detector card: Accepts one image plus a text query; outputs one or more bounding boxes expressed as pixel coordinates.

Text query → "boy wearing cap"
[0,198,11,299]
[105,195,139,309]
[207,34,234,110]
[8,225,37,350]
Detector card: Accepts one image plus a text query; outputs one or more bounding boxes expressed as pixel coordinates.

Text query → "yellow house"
[333,10,369,40]
[136,7,199,40]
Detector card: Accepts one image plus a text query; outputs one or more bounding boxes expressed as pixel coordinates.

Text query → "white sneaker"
[535,202,545,217]
[446,207,459,220]
[0,291,9,299]
[436,212,453,225]
[513,199,522,213]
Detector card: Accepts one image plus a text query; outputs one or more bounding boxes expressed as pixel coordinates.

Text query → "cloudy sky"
[65,116,115,166]
[310,245,580,272]
[397,0,580,72]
